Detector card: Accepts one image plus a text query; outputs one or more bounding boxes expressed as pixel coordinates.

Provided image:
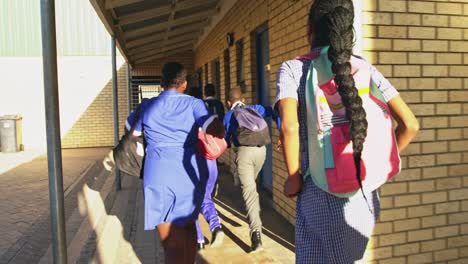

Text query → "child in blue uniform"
[138,63,224,263]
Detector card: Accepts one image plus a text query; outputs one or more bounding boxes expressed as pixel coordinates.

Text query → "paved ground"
[0,148,295,263]
[0,147,110,263]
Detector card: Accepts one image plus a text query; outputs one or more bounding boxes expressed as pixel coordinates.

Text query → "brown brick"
[422,214,447,228]
[435,225,459,238]
[437,128,463,140]
[378,52,407,64]
[409,78,435,90]
[408,205,434,218]
[448,235,468,247]
[451,41,468,52]
[408,253,433,264]
[379,0,406,12]
[449,212,468,225]
[362,0,377,11]
[374,222,393,235]
[438,28,464,40]
[423,65,449,77]
[410,104,435,116]
[409,53,435,64]
[422,40,449,52]
[413,129,435,142]
[394,39,421,51]
[436,201,459,214]
[409,155,436,168]
[400,143,421,156]
[408,229,434,242]
[437,104,463,115]
[378,26,407,38]
[437,178,462,191]
[400,91,421,103]
[380,196,394,208]
[435,248,459,262]
[422,141,448,154]
[422,14,449,27]
[437,2,464,15]
[450,66,468,78]
[395,168,421,181]
[363,38,392,51]
[437,53,463,64]
[362,12,392,25]
[378,258,405,264]
[422,117,448,129]
[450,189,468,201]
[438,153,462,165]
[366,246,393,260]
[450,116,468,127]
[451,16,468,28]
[379,232,407,246]
[450,164,468,177]
[409,27,436,39]
[450,140,468,151]
[423,191,448,204]
[394,13,421,25]
[449,91,468,102]
[423,166,448,180]
[363,25,377,38]
[409,180,435,193]
[394,218,421,232]
[409,1,435,14]
[393,242,420,256]
[380,182,408,196]
[438,78,463,89]
[394,194,421,207]
[380,208,408,222]
[421,239,446,252]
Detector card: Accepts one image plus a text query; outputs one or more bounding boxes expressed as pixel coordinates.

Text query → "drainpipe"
[112,36,122,191]
[40,0,68,262]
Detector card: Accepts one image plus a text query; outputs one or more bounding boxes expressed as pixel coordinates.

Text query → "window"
[236,39,245,91]
[204,63,209,86]
[224,48,231,100]
[211,58,221,99]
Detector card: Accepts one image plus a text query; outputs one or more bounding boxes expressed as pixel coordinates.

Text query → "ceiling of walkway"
[91,0,223,65]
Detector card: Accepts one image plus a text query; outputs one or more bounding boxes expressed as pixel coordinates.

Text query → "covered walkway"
[0,148,294,263]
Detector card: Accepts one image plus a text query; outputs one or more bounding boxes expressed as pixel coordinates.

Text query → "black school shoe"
[210,226,225,248]
[197,241,205,250]
[250,230,263,252]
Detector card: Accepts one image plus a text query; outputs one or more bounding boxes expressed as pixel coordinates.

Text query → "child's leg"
[200,159,221,231]
[195,219,205,243]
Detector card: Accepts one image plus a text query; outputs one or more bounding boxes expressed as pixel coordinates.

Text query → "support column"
[112,36,122,191]
[40,0,67,262]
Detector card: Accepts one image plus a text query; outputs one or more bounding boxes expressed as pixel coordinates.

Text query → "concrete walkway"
[0,148,295,263]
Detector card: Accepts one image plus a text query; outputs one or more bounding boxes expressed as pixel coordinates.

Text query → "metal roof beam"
[135,48,193,64]
[124,9,213,39]
[105,0,144,9]
[132,41,193,61]
[128,33,199,56]
[125,23,203,49]
[117,0,218,26]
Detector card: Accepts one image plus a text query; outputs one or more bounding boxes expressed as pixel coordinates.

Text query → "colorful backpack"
[233,107,271,147]
[303,47,401,197]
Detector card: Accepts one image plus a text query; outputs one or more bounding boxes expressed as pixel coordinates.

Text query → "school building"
[2,0,468,262]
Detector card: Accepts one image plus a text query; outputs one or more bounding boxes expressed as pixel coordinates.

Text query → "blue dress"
[137,90,212,230]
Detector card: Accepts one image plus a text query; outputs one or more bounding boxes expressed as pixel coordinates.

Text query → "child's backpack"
[233,107,271,147]
[302,47,401,197]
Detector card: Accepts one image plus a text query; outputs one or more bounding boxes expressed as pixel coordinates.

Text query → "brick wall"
[194,0,468,262]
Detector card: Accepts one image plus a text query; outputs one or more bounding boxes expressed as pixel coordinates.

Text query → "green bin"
[0,115,23,153]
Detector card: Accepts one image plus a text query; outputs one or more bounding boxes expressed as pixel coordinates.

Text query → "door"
[256,26,272,192]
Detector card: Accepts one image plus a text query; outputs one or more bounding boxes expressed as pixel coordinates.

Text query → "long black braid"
[309,0,369,196]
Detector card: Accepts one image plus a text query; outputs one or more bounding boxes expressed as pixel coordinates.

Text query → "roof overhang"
[89,0,227,66]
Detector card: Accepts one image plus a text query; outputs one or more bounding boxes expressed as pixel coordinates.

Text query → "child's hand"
[283,175,302,198]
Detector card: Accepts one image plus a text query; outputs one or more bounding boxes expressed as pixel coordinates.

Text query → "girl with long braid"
[276,0,419,262]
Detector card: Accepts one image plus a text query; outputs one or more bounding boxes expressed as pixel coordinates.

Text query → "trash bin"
[0,115,23,153]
